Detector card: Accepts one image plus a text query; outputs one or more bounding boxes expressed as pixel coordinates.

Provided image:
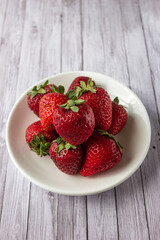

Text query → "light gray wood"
[0,0,160,239]
[82,1,150,240]
[17,0,61,240]
[57,1,87,240]
[119,0,160,239]
[115,0,151,239]
[138,0,160,239]
[0,0,9,218]
[0,0,7,38]
[82,1,121,239]
[0,0,28,239]
[139,0,160,116]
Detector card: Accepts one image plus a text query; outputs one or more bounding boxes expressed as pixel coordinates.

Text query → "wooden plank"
[99,0,149,239]
[0,0,28,239]
[87,191,118,240]
[26,0,61,239]
[139,0,160,116]
[119,0,160,239]
[57,1,87,240]
[39,0,62,78]
[0,0,8,38]
[0,0,10,217]
[82,0,150,239]
[82,1,123,239]
[138,0,160,239]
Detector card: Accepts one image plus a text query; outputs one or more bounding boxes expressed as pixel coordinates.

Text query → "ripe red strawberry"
[49,137,84,175]
[67,79,112,130]
[80,131,122,177]
[68,76,95,92]
[25,121,58,156]
[27,80,54,117]
[80,87,112,131]
[39,89,68,131]
[108,97,127,135]
[53,99,95,145]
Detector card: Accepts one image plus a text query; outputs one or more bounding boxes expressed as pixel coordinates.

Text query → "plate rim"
[6,71,151,196]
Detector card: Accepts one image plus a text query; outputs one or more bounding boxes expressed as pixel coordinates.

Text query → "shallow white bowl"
[6,71,151,196]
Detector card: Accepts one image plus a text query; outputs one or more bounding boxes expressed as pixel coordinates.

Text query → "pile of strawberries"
[25,76,127,177]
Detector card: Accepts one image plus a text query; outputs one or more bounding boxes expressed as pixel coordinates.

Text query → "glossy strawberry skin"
[80,87,112,131]
[39,93,68,131]
[25,121,58,145]
[27,85,53,117]
[53,104,95,146]
[68,76,95,92]
[49,142,84,175]
[80,132,122,177]
[108,101,127,135]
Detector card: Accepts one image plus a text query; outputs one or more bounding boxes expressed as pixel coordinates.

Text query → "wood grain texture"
[0,0,160,239]
[57,1,87,240]
[82,1,120,239]
[0,0,28,239]
[23,0,61,239]
[116,0,150,239]
[138,0,160,239]
[120,0,160,239]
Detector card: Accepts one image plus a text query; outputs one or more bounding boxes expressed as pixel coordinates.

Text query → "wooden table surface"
[1,0,160,239]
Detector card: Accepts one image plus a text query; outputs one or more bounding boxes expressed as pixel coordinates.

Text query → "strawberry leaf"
[58,85,65,94]
[54,137,77,153]
[57,142,65,153]
[27,80,49,99]
[113,97,119,104]
[98,129,123,151]
[50,84,57,92]
[28,132,51,157]
[65,143,76,150]
[80,81,87,89]
[60,99,85,112]
[70,106,79,112]
[113,96,128,109]
[74,99,85,105]
[53,137,62,144]
[67,90,76,99]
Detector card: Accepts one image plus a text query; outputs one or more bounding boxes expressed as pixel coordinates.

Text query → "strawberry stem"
[66,78,96,100]
[60,99,85,112]
[29,133,51,157]
[113,96,128,109]
[97,129,123,151]
[50,84,65,94]
[27,80,49,99]
[53,137,76,153]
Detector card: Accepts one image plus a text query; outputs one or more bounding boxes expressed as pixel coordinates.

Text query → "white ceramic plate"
[6,71,151,196]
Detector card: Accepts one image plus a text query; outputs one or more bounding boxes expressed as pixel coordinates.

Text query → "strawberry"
[39,86,68,131]
[67,76,95,92]
[80,131,122,177]
[67,79,112,130]
[108,97,127,135]
[52,99,95,145]
[80,87,112,130]
[25,121,58,156]
[27,80,54,117]
[49,137,84,175]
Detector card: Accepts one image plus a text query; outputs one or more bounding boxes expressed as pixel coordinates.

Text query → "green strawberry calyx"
[67,78,96,100]
[113,97,127,109]
[60,99,85,112]
[50,84,65,94]
[29,132,51,157]
[27,80,49,99]
[113,97,119,104]
[97,129,123,151]
[53,137,76,153]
